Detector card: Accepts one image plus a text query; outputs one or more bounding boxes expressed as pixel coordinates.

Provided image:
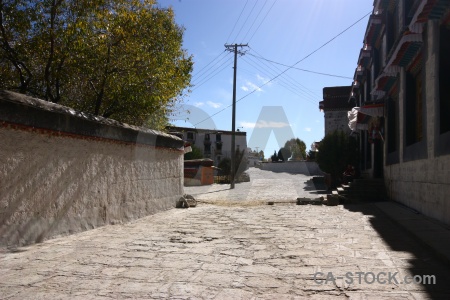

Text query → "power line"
[191,55,233,91]
[194,11,371,127]
[241,0,268,42]
[235,11,371,101]
[226,0,249,44]
[231,0,258,44]
[290,11,371,67]
[241,56,318,104]
[248,47,321,98]
[244,51,320,100]
[247,0,278,43]
[191,51,229,82]
[247,51,353,80]
[240,66,317,106]
[192,57,233,89]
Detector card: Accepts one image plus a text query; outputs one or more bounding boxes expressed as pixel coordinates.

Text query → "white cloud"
[240,80,263,93]
[240,122,256,128]
[256,74,271,86]
[304,127,312,132]
[246,81,263,92]
[194,102,205,107]
[242,120,290,129]
[207,101,222,109]
[258,121,289,128]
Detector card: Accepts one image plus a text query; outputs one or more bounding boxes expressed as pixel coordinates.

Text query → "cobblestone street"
[1,169,450,299]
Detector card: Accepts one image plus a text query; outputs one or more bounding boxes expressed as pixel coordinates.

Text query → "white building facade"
[168,126,248,166]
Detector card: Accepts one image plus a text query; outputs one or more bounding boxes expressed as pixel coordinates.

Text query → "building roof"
[319,86,353,111]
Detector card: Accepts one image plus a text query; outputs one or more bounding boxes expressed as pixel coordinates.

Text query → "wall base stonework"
[384,156,450,226]
[260,161,324,176]
[0,91,184,247]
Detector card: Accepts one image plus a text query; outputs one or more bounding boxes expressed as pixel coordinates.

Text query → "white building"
[167,126,248,166]
[247,148,262,167]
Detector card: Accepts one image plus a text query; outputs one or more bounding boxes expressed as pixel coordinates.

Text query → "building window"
[439,24,450,134]
[387,95,399,154]
[373,47,381,79]
[363,69,372,104]
[205,133,210,141]
[405,67,423,146]
[386,2,399,55]
[387,99,397,153]
[404,0,416,26]
[204,144,211,154]
[361,131,372,170]
[187,131,194,140]
[366,132,372,169]
[216,133,222,142]
[216,142,222,151]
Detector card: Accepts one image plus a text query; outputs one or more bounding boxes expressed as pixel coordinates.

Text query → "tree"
[259,150,264,160]
[0,0,193,130]
[307,149,317,161]
[217,157,231,176]
[284,138,307,160]
[277,147,291,162]
[184,145,203,160]
[218,148,246,178]
[271,150,278,162]
[315,130,359,188]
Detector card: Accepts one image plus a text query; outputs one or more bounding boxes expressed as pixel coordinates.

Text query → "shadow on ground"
[303,176,329,195]
[302,175,449,299]
[343,202,450,299]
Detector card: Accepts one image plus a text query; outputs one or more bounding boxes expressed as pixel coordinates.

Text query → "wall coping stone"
[0,90,183,150]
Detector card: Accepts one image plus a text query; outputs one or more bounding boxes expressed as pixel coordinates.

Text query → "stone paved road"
[2,203,450,299]
[2,169,450,299]
[184,168,325,204]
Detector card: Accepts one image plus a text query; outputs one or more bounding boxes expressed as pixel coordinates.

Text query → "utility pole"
[225,43,248,189]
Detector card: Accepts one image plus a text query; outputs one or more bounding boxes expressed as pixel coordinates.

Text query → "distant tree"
[284,138,307,160]
[277,147,291,162]
[218,148,246,177]
[307,150,317,161]
[258,150,265,160]
[235,148,247,175]
[316,130,359,188]
[218,157,231,176]
[184,145,203,160]
[271,150,278,162]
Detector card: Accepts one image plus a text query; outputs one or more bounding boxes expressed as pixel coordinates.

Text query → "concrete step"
[337,178,388,203]
[341,184,351,190]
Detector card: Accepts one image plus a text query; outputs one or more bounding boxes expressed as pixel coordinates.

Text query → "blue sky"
[160,0,373,157]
